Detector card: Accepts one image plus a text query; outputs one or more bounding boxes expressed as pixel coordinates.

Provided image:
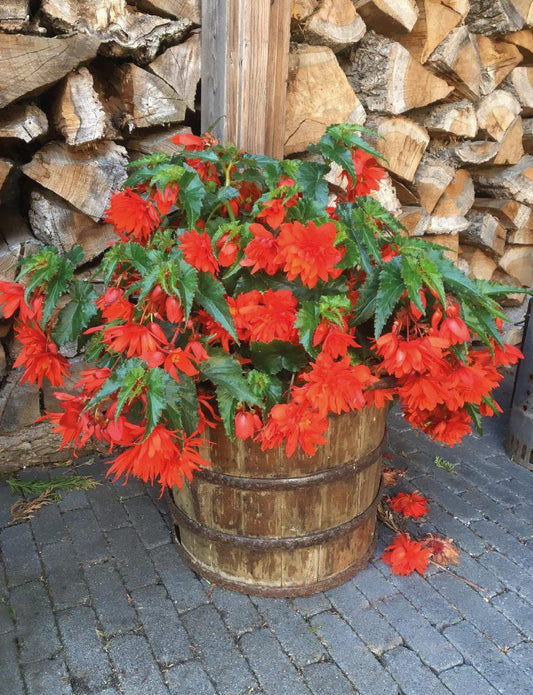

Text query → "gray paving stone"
[132,584,192,666]
[85,560,139,636]
[31,504,67,546]
[10,579,60,663]
[348,563,397,601]
[0,600,14,635]
[429,571,523,649]
[376,593,462,673]
[448,553,504,598]
[106,526,158,590]
[165,661,217,695]
[40,538,89,610]
[383,568,460,630]
[309,611,399,695]
[292,593,332,617]
[492,476,531,504]
[424,506,487,556]
[65,507,110,564]
[1,523,41,586]
[88,484,131,531]
[327,582,402,656]
[443,621,531,693]
[240,628,313,695]
[210,587,263,635]
[508,641,533,679]
[483,481,521,507]
[438,665,499,695]
[22,656,73,695]
[470,518,533,570]
[414,476,482,522]
[181,604,256,695]
[512,503,533,526]
[491,590,533,636]
[150,544,207,612]
[478,550,533,605]
[0,485,14,528]
[59,489,90,511]
[57,605,112,691]
[302,661,356,695]
[124,495,171,549]
[110,475,147,499]
[382,646,451,695]
[252,596,327,666]
[109,633,169,695]
[0,633,25,694]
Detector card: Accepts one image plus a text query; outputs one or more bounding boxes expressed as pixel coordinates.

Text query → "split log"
[354,0,418,32]
[52,67,115,147]
[285,45,365,156]
[503,30,533,59]
[492,116,524,165]
[410,100,478,138]
[390,0,469,65]
[292,0,319,22]
[113,63,188,130]
[476,35,522,95]
[459,244,497,279]
[0,104,48,144]
[98,8,193,65]
[523,117,533,152]
[298,0,366,52]
[508,227,533,243]
[476,90,521,141]
[412,153,456,214]
[498,245,533,284]
[22,141,128,221]
[134,0,200,22]
[432,169,475,219]
[427,215,469,234]
[0,160,13,200]
[399,207,430,236]
[0,209,40,281]
[364,116,429,182]
[471,155,533,204]
[29,190,116,263]
[502,67,533,115]
[466,0,526,35]
[452,139,502,166]
[490,268,525,307]
[422,233,459,261]
[0,1,29,32]
[345,32,453,115]
[391,178,420,206]
[0,34,100,110]
[427,26,483,100]
[149,31,201,111]
[126,126,192,157]
[473,198,533,229]
[461,211,507,257]
[40,0,126,32]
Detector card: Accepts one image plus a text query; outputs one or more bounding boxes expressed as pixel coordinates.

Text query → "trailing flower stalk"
[0,125,527,494]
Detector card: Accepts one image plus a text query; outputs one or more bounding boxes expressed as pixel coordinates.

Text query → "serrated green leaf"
[178,169,205,227]
[144,368,166,436]
[473,279,533,299]
[351,268,380,325]
[249,340,308,375]
[296,161,330,209]
[216,386,238,440]
[295,301,320,353]
[195,272,237,341]
[375,260,404,337]
[400,256,425,314]
[199,349,260,404]
[466,403,483,435]
[52,280,98,346]
[89,358,145,407]
[419,256,446,306]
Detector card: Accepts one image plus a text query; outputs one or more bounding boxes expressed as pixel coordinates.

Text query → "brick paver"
[1,372,533,694]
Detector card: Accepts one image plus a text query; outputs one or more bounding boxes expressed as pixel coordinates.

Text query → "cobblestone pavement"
[1,372,533,695]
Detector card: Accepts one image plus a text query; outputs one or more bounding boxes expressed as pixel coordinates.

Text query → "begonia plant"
[0,124,526,503]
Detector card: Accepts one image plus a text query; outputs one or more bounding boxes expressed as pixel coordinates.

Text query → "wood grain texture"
[0,103,48,143]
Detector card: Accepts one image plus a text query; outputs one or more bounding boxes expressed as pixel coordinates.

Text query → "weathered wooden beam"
[201,0,291,157]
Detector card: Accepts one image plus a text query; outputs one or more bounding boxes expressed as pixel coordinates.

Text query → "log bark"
[149,31,200,111]
[298,0,366,52]
[399,206,430,235]
[459,244,498,279]
[498,245,533,284]
[0,103,48,144]
[427,26,483,100]
[365,116,429,182]
[473,198,533,229]
[410,100,478,138]
[503,67,533,115]
[354,0,419,32]
[126,126,192,157]
[22,141,128,221]
[452,139,502,166]
[461,211,507,257]
[466,0,527,35]
[412,153,456,214]
[471,155,533,204]
[285,44,365,155]
[0,0,29,32]
[29,189,117,263]
[0,33,100,110]
[476,35,522,95]
[523,117,533,152]
[134,0,200,22]
[52,67,114,147]
[0,209,40,281]
[476,90,521,141]
[508,227,533,243]
[113,63,188,130]
[345,31,453,115]
[40,0,126,32]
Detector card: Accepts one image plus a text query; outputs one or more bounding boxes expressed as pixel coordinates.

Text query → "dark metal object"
[507,297,533,470]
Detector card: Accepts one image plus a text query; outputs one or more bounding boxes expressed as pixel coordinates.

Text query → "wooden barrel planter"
[168,405,387,596]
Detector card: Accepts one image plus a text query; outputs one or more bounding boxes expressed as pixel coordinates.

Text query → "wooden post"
[201,0,291,158]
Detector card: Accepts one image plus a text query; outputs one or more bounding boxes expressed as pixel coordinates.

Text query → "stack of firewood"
[286,0,533,306]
